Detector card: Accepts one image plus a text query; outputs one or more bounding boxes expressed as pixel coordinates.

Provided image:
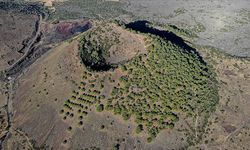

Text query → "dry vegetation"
[0,107,8,140]
[2,20,250,150]
[62,22,218,147]
[2,129,34,150]
[25,0,67,7]
[1,0,250,149]
[0,81,7,107]
[3,34,153,149]
[0,80,8,141]
[191,48,250,150]
[0,10,38,71]
[3,40,84,149]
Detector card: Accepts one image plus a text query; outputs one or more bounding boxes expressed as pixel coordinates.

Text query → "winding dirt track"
[1,12,44,147]
[7,14,43,74]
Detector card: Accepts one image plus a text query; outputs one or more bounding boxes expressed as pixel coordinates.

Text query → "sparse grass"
[192,22,206,33]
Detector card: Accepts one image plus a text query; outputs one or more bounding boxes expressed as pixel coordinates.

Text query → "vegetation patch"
[61,23,219,142]
[79,22,145,71]
[0,1,48,17]
[160,24,198,39]
[79,24,119,71]
[50,0,128,21]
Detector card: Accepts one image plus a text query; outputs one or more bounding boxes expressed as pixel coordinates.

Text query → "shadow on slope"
[125,20,206,65]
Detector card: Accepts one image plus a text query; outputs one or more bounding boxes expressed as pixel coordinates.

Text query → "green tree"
[136,124,143,134]
[96,104,104,112]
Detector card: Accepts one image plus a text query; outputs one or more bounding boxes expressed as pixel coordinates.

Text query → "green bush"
[96,104,104,112]
[136,124,144,134]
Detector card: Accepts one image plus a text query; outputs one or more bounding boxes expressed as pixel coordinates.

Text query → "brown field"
[41,19,92,45]
[0,10,38,71]
[3,24,188,149]
[3,40,83,149]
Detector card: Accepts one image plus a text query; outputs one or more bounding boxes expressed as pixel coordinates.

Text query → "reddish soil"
[41,20,92,44]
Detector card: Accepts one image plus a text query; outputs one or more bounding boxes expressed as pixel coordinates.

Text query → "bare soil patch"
[41,19,92,44]
[106,23,146,64]
[4,40,84,149]
[79,22,146,70]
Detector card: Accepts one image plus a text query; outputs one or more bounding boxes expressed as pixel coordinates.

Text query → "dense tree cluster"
[62,30,218,142]
[103,37,218,141]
